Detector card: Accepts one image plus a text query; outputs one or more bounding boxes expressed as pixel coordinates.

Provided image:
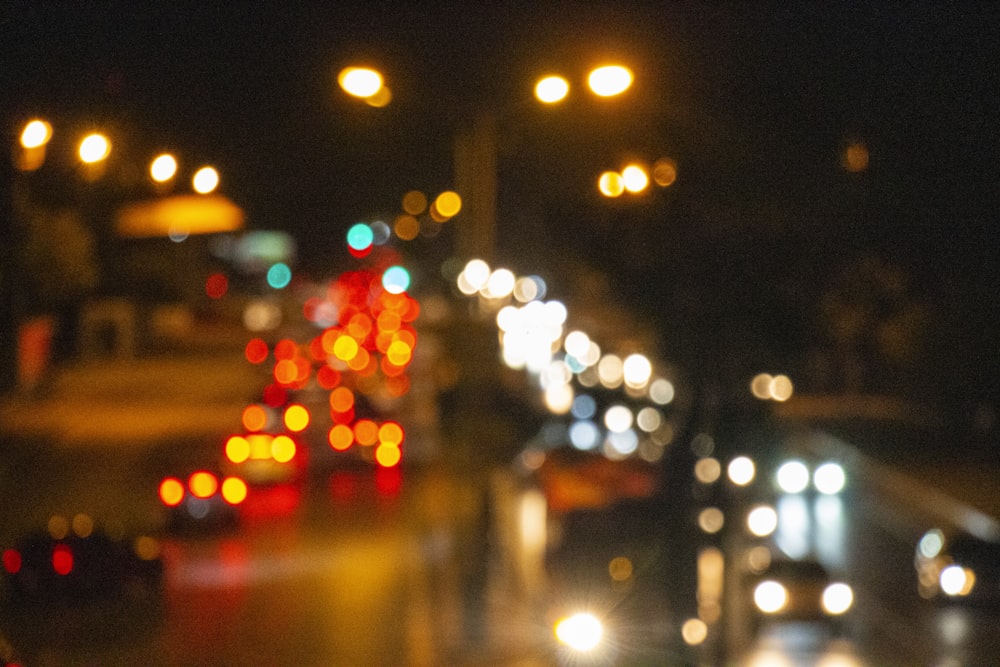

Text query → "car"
[915,528,1000,605]
[221,432,305,485]
[158,469,248,531]
[747,557,854,631]
[0,514,163,603]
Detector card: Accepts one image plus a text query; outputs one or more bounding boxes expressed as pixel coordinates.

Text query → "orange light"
[375,443,402,467]
[317,365,341,390]
[159,477,185,506]
[225,435,251,463]
[271,435,297,463]
[274,359,299,385]
[328,424,354,451]
[330,386,355,413]
[274,339,298,361]
[284,404,310,432]
[321,328,341,355]
[385,374,411,397]
[189,471,219,499]
[242,404,268,432]
[354,419,379,446]
[377,310,402,333]
[379,421,404,446]
[347,312,373,341]
[386,340,412,366]
[221,477,249,505]
[347,347,371,371]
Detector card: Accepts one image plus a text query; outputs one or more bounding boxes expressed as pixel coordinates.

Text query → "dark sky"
[3,3,999,411]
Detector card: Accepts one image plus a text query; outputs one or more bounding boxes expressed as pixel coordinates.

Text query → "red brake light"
[52,543,73,575]
[2,548,22,574]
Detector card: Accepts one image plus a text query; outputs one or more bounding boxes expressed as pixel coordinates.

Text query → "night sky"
[3,3,999,421]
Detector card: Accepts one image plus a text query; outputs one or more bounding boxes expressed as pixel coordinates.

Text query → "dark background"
[3,2,998,437]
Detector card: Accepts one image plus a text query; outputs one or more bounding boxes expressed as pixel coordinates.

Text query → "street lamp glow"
[20,119,52,149]
[338,67,384,98]
[192,166,220,194]
[588,65,633,97]
[78,133,111,163]
[622,164,649,193]
[150,153,178,182]
[598,171,625,197]
[535,75,570,104]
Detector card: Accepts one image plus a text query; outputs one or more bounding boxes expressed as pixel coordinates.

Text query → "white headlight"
[555,612,603,652]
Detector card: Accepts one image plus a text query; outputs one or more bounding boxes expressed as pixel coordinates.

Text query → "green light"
[382,265,410,294]
[267,262,292,289]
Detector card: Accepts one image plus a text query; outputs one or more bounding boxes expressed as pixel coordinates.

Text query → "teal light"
[382,265,411,294]
[346,223,374,252]
[267,262,292,289]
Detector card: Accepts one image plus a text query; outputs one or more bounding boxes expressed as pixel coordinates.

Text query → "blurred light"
[159,477,185,506]
[728,456,756,486]
[571,394,597,420]
[597,354,623,388]
[603,404,633,432]
[682,618,708,646]
[150,153,178,182]
[226,435,251,463]
[842,141,869,173]
[588,64,632,97]
[394,214,420,240]
[221,477,248,504]
[379,421,404,446]
[354,419,379,446]
[284,404,310,431]
[535,75,570,103]
[569,420,601,450]
[940,565,974,596]
[48,515,69,540]
[770,374,794,401]
[364,85,392,107]
[484,268,516,299]
[3,549,22,574]
[598,171,625,197]
[382,265,411,294]
[20,119,52,148]
[513,275,545,302]
[205,272,229,299]
[192,166,219,194]
[698,507,725,534]
[776,459,810,494]
[918,529,945,559]
[52,543,74,575]
[459,258,491,293]
[346,222,374,254]
[72,513,94,538]
[822,582,854,614]
[695,457,722,484]
[244,299,283,331]
[242,404,268,432]
[554,612,603,652]
[402,190,427,215]
[622,353,652,388]
[134,536,161,561]
[603,557,631,585]
[649,378,675,404]
[747,546,772,574]
[189,471,219,499]
[636,406,662,432]
[267,262,293,289]
[271,435,297,462]
[622,164,649,193]
[652,158,677,187]
[375,443,402,467]
[751,373,773,399]
[79,133,110,163]
[370,220,391,245]
[747,505,778,537]
[338,66,383,98]
[245,338,269,364]
[434,190,462,218]
[814,462,846,494]
[544,383,574,414]
[754,580,788,613]
[328,424,354,450]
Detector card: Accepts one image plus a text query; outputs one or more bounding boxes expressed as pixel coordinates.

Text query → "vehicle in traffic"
[915,527,1000,605]
[221,431,305,485]
[0,514,163,603]
[747,557,854,632]
[158,469,248,531]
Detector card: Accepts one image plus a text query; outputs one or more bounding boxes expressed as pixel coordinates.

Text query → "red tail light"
[2,548,22,574]
[52,543,73,575]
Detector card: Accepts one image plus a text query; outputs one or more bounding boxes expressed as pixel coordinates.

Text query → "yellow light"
[225,435,251,463]
[271,435,297,463]
[364,85,392,107]
[622,164,649,193]
[192,166,219,194]
[20,119,52,149]
[338,67,384,98]
[221,477,248,505]
[375,442,402,467]
[78,133,110,163]
[554,613,603,652]
[754,580,788,613]
[333,335,359,361]
[159,478,185,506]
[608,556,633,582]
[535,75,570,104]
[434,191,462,218]
[588,65,632,97]
[598,171,625,197]
[386,340,412,366]
[150,153,178,182]
[681,618,708,646]
[378,421,404,446]
[328,424,354,451]
[189,471,219,499]
[284,404,310,432]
